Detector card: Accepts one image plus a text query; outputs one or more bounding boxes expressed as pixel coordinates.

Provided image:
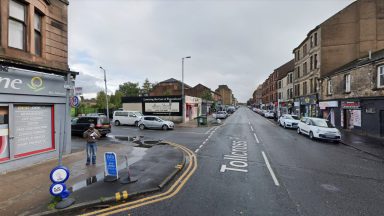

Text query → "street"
[85,107,384,216]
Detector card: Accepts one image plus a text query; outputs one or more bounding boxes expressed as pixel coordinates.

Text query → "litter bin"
[196,116,207,126]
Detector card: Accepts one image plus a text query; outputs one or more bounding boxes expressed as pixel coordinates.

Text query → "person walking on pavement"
[83,123,101,165]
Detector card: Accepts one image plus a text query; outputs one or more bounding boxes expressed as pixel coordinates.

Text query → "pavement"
[0,137,184,216]
[176,115,219,128]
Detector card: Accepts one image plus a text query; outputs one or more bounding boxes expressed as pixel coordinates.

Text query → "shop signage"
[0,66,66,97]
[341,101,360,109]
[104,152,118,178]
[143,96,182,116]
[319,101,338,110]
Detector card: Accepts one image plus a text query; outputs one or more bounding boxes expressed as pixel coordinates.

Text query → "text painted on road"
[220,140,248,173]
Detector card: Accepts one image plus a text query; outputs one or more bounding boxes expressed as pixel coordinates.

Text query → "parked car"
[215,111,228,119]
[138,116,174,130]
[264,110,275,118]
[297,117,341,142]
[278,114,300,129]
[86,113,106,117]
[227,106,236,114]
[112,110,143,126]
[71,116,111,136]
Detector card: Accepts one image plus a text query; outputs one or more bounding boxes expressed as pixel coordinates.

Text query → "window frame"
[378,65,384,88]
[8,0,27,50]
[344,74,351,93]
[34,11,43,56]
[327,79,333,95]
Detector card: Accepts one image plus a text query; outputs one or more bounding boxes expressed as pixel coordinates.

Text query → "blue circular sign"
[70,96,80,108]
[50,183,66,196]
[50,166,70,184]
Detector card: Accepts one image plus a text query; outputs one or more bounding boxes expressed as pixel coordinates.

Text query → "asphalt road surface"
[101,107,384,216]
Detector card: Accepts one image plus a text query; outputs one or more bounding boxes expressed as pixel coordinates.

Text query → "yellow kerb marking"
[115,192,121,201]
[122,191,128,199]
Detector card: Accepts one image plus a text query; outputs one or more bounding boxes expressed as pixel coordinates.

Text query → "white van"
[112,111,143,126]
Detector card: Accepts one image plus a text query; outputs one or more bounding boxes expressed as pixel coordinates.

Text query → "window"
[327,79,333,95]
[297,66,301,79]
[303,62,307,75]
[0,106,9,162]
[310,56,313,71]
[8,0,26,50]
[297,50,300,60]
[295,84,300,96]
[310,36,313,48]
[345,74,351,92]
[34,12,42,56]
[303,81,307,95]
[303,44,307,56]
[314,54,318,69]
[378,65,384,88]
[278,81,282,89]
[314,33,318,46]
[309,79,313,93]
[289,73,293,83]
[278,92,282,100]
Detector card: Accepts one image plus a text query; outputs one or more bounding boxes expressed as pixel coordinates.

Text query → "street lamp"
[99,66,109,121]
[181,56,191,123]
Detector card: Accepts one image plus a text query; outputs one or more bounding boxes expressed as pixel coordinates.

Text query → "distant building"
[149,78,191,96]
[276,59,294,115]
[215,85,233,105]
[253,85,263,106]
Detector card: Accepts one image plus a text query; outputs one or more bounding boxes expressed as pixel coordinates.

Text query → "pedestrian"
[83,123,101,165]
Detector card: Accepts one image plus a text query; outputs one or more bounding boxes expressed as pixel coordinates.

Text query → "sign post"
[120,155,138,184]
[104,152,119,182]
[49,166,75,209]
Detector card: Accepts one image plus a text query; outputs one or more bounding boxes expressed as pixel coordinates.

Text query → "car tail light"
[96,124,102,128]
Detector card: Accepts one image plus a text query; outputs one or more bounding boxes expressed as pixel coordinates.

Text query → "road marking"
[250,126,254,132]
[248,122,251,125]
[202,141,206,145]
[199,145,203,148]
[261,151,280,186]
[195,149,200,153]
[220,140,248,173]
[253,133,260,143]
[205,139,209,142]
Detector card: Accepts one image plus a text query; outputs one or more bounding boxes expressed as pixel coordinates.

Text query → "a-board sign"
[50,166,70,184]
[49,183,66,196]
[104,152,118,178]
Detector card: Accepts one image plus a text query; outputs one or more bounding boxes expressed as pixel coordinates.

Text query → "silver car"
[138,116,174,130]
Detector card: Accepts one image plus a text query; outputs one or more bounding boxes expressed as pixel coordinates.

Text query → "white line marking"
[195,149,200,153]
[205,139,209,142]
[253,133,260,143]
[202,141,206,145]
[262,151,280,186]
[248,122,251,125]
[250,126,254,132]
[199,145,203,148]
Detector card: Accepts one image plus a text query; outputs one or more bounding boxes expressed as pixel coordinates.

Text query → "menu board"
[14,106,54,157]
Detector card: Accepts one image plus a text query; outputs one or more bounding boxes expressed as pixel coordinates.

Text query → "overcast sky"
[68,0,355,102]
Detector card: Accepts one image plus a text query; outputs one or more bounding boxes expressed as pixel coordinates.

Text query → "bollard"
[120,155,138,184]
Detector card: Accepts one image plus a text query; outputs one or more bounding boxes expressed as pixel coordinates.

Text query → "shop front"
[0,65,70,173]
[298,95,319,117]
[185,96,202,122]
[340,100,361,130]
[319,100,339,126]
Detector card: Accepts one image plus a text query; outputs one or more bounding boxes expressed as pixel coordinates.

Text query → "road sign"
[74,87,83,96]
[50,166,70,183]
[104,152,118,182]
[70,96,80,108]
[50,183,66,196]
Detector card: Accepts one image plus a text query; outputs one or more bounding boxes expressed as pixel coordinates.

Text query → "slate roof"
[159,78,192,88]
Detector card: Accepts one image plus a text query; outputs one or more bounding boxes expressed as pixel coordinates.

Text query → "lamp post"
[181,56,191,123]
[99,66,109,121]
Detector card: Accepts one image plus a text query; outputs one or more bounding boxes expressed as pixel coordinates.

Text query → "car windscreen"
[99,117,110,124]
[290,116,299,120]
[134,112,143,116]
[312,119,334,128]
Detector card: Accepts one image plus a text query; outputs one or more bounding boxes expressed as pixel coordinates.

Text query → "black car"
[71,116,111,136]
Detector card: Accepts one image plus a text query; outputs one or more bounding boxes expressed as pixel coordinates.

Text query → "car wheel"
[309,131,314,140]
[139,124,145,130]
[114,120,120,126]
[297,128,301,134]
[283,123,286,129]
[162,125,168,130]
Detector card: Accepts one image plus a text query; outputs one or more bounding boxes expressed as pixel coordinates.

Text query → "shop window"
[378,65,384,88]
[0,106,9,162]
[8,0,26,50]
[34,12,42,56]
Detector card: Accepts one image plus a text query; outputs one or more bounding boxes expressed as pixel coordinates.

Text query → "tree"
[201,90,213,101]
[96,91,107,109]
[141,78,153,96]
[110,90,123,109]
[118,82,140,96]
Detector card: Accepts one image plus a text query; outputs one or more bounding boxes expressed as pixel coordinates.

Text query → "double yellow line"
[81,142,197,216]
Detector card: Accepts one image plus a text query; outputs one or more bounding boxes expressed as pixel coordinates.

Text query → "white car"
[297,117,341,142]
[264,110,275,118]
[279,114,300,129]
[215,111,227,119]
[138,116,174,130]
[113,110,143,126]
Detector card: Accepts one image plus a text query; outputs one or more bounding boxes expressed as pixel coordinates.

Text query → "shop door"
[380,110,384,137]
[343,109,349,129]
